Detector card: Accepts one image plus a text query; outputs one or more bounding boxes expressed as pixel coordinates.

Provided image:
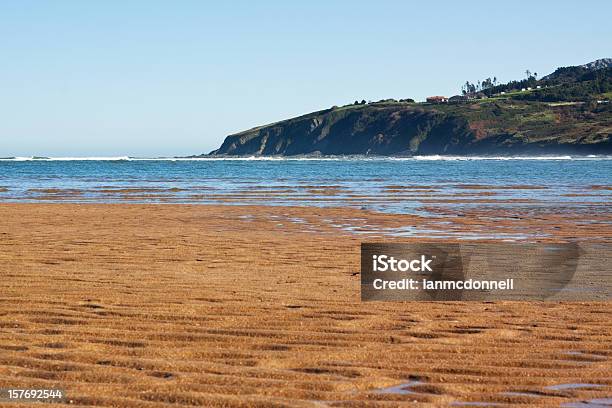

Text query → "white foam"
[0,156,131,161]
[411,155,576,161]
[1,155,611,162]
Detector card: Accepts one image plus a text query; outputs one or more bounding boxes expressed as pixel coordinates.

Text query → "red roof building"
[426,96,448,103]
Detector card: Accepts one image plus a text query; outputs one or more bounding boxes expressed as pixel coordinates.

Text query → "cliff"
[209,101,611,156]
[208,59,612,156]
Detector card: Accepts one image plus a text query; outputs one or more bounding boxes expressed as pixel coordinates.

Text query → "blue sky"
[1,0,611,157]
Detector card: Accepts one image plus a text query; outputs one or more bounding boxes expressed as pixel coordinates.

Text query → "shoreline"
[2,201,610,242]
[3,154,612,160]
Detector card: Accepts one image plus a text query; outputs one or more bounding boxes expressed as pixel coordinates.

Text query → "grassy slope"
[439,100,611,145]
[209,62,612,155]
[213,99,611,155]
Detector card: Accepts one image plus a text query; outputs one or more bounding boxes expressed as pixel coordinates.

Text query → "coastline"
[3,154,612,161]
[0,203,610,406]
[2,3,610,407]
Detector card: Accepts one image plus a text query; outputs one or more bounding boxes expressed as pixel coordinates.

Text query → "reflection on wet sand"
[2,182,608,216]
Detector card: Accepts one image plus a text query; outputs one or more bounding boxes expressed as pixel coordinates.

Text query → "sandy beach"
[2,1,611,406]
[0,203,610,407]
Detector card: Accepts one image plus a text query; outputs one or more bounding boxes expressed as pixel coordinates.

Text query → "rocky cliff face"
[211,106,477,156]
[209,102,612,156]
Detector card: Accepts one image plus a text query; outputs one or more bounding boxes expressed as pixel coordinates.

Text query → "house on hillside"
[449,95,469,103]
[426,96,448,103]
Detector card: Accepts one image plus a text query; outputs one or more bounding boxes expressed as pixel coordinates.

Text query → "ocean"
[1,156,611,215]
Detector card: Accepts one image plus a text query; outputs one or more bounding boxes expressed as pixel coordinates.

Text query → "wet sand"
[9,182,611,215]
[0,203,610,407]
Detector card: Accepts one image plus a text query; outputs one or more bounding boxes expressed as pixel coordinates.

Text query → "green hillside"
[208,59,612,156]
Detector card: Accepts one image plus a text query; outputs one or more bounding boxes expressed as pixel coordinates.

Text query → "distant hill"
[581,58,612,70]
[542,58,612,82]
[207,59,612,157]
[541,58,612,82]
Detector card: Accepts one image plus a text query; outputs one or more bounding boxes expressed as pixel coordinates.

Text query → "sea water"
[0,156,611,215]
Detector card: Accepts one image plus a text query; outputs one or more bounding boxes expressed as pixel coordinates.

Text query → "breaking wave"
[1,155,611,161]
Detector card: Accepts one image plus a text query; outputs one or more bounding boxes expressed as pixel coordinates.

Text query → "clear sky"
[1,0,611,157]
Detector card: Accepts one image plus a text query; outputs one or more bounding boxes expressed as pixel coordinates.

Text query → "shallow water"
[546,383,605,391]
[562,399,612,408]
[374,380,423,395]
[1,157,611,215]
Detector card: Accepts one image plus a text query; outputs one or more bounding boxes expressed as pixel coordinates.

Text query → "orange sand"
[0,203,610,407]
